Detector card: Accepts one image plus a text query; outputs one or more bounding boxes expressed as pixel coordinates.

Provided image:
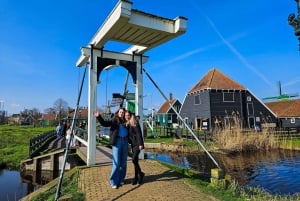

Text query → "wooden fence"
[148,126,212,142]
[29,130,56,157]
[147,126,300,141]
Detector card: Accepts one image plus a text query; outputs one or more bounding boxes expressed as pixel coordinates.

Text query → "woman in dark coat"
[125,111,145,185]
[94,108,128,189]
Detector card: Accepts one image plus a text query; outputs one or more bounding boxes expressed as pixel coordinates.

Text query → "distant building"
[65,107,88,126]
[265,99,300,128]
[20,114,35,125]
[156,93,182,127]
[7,114,20,125]
[179,68,277,131]
[40,113,57,126]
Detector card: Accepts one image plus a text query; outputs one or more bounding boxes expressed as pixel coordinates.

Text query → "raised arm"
[93,111,112,127]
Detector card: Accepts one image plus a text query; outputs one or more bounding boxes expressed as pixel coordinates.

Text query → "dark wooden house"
[179,68,277,131]
[156,93,182,127]
[265,99,300,128]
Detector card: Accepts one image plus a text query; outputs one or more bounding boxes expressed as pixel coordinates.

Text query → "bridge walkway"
[46,136,66,150]
[75,145,219,201]
[33,136,219,200]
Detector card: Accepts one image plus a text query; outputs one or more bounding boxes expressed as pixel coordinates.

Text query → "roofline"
[247,88,278,118]
[188,88,245,95]
[76,0,187,67]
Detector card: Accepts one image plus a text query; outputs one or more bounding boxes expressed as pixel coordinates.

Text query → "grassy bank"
[279,138,300,150]
[160,161,300,201]
[20,167,84,201]
[0,125,54,168]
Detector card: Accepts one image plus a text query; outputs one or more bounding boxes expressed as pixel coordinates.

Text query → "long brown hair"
[114,108,125,124]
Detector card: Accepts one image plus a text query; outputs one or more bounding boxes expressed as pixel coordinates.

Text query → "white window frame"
[291,118,295,124]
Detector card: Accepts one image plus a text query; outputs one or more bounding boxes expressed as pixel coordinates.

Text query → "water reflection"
[21,170,60,194]
[0,169,60,201]
[0,153,85,200]
[145,149,300,195]
[0,169,27,201]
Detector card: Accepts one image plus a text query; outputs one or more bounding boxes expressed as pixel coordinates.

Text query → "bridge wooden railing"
[29,130,56,157]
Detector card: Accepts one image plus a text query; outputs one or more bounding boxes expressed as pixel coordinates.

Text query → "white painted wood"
[76,0,187,166]
[87,56,97,166]
[76,0,187,67]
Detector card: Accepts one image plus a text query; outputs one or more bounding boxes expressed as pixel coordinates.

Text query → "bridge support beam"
[85,48,148,165]
[76,0,187,167]
[86,50,97,166]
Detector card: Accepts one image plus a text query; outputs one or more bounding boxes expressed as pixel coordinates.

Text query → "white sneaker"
[111,185,117,189]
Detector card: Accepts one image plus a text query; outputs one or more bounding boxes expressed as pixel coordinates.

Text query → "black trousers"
[132,149,142,178]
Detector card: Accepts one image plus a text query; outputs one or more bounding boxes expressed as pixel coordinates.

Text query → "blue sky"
[1,0,300,115]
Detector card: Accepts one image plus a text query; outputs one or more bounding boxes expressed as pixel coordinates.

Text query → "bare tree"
[31,107,42,120]
[53,98,69,122]
[44,107,56,114]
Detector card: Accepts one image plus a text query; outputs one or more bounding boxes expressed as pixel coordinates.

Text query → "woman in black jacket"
[94,108,129,189]
[125,111,145,185]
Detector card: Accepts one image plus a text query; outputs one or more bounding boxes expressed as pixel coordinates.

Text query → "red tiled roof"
[68,108,88,119]
[265,99,300,117]
[42,113,57,121]
[157,99,177,114]
[188,68,245,94]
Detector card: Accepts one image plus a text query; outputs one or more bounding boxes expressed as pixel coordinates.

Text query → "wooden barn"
[156,93,182,127]
[179,68,277,131]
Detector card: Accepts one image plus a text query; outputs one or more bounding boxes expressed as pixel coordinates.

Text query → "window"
[291,118,295,124]
[223,92,234,102]
[247,96,252,102]
[194,94,200,105]
[247,103,254,115]
[168,114,172,123]
[256,117,260,122]
[175,104,180,112]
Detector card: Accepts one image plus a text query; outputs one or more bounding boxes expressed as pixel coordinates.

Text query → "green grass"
[96,137,111,147]
[145,136,207,148]
[31,168,84,201]
[279,138,300,148]
[0,125,54,168]
[144,136,175,144]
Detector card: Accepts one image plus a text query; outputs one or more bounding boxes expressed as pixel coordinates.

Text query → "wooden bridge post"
[50,154,55,171]
[210,168,229,189]
[33,158,37,171]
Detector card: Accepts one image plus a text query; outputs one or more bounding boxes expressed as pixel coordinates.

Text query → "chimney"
[169,93,173,101]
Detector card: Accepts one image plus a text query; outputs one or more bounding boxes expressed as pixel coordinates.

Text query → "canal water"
[145,149,300,196]
[1,149,299,200]
[0,169,59,201]
[0,169,27,201]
